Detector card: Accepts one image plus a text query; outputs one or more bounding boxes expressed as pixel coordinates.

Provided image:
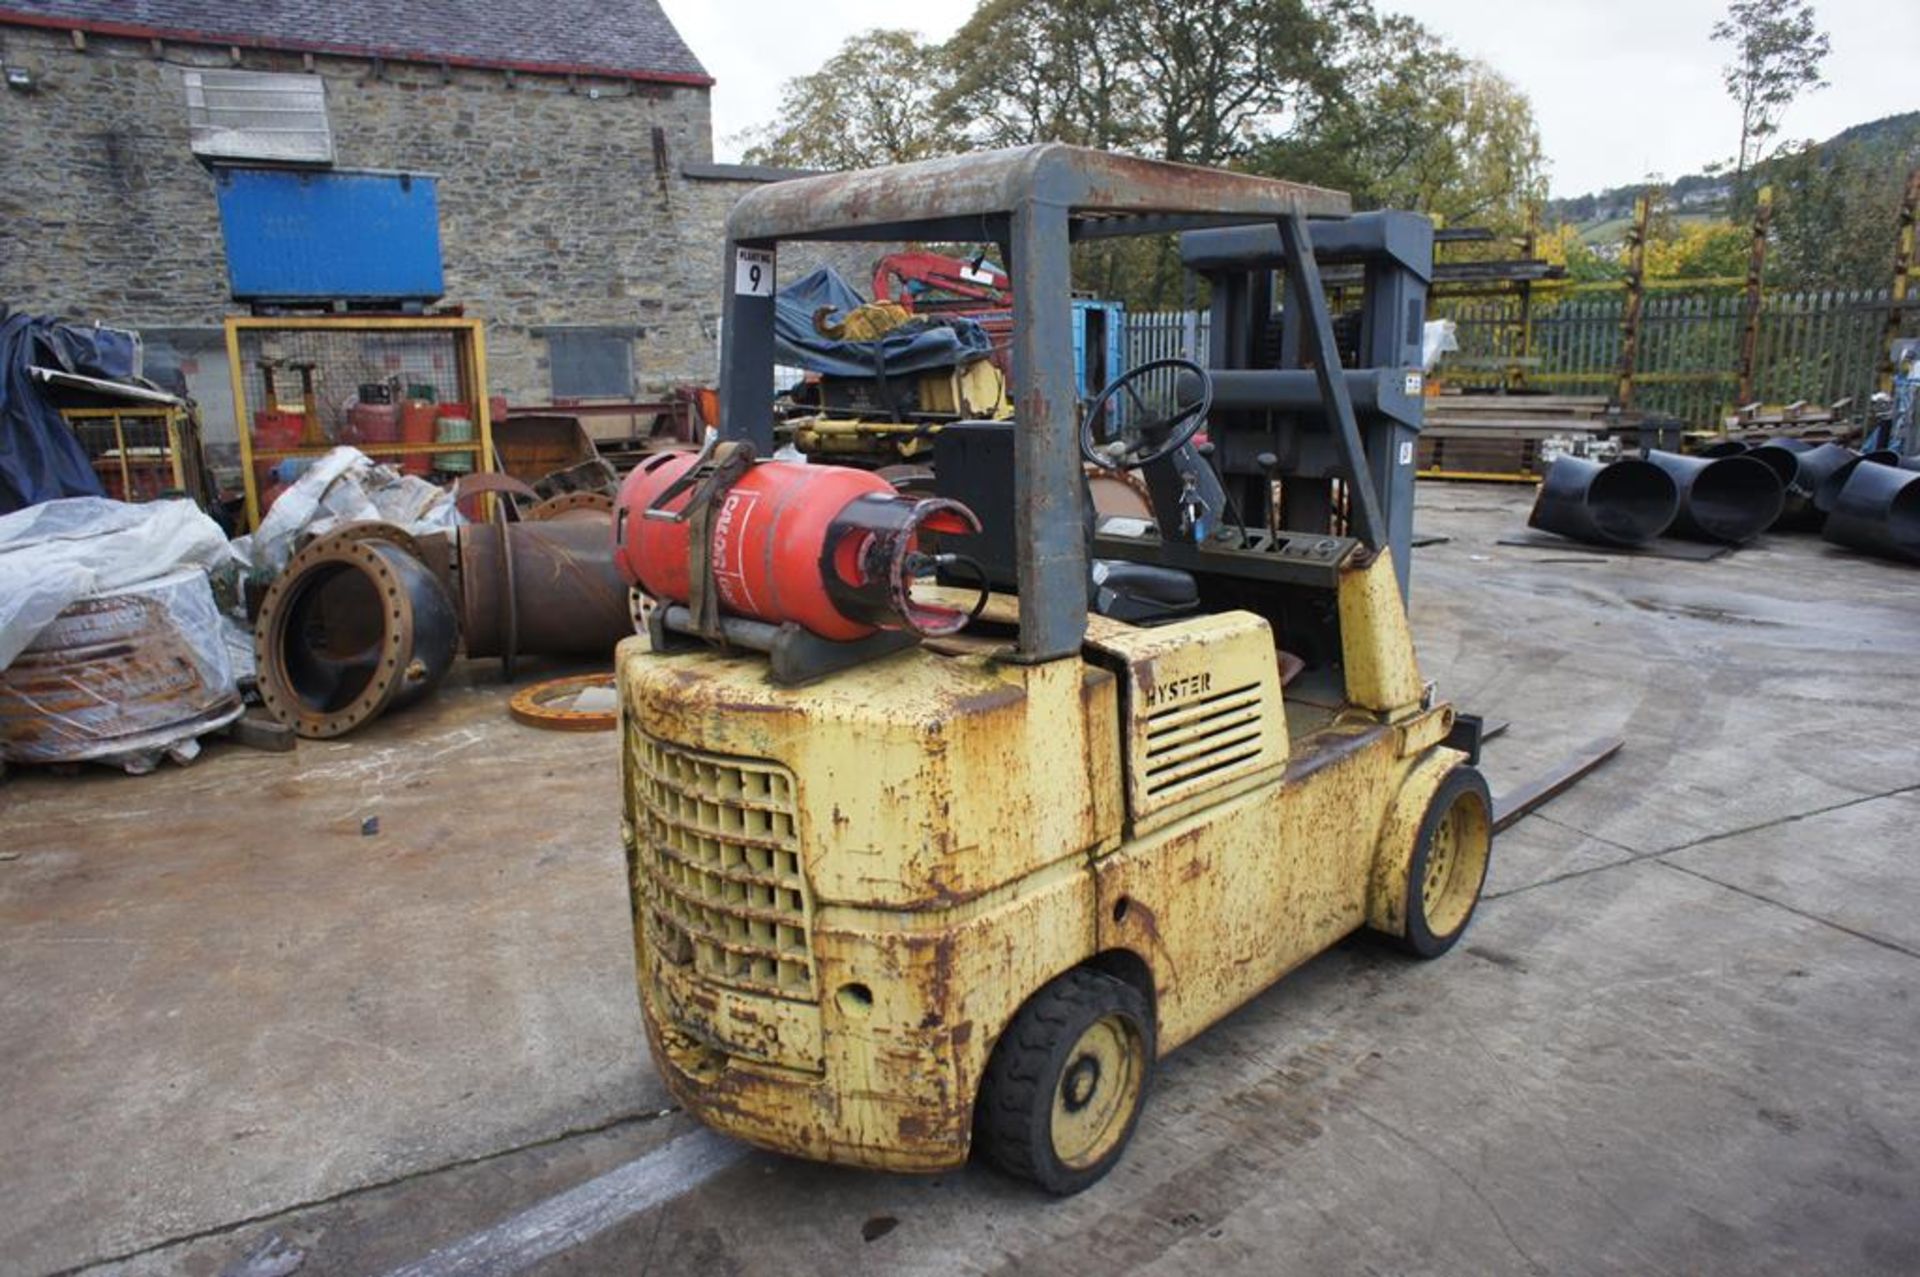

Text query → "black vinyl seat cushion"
[1091,559,1199,623]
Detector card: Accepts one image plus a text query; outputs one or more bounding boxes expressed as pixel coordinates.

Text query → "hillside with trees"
[1541,111,1919,290]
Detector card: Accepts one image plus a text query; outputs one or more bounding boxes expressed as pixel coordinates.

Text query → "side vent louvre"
[1142,681,1267,799]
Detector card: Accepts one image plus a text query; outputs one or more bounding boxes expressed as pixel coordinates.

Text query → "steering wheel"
[1079,358,1214,470]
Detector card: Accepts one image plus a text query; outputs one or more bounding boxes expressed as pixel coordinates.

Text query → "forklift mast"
[1179,213,1433,596]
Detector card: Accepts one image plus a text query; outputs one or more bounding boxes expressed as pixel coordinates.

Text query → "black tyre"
[974,968,1155,1195]
[1395,765,1494,958]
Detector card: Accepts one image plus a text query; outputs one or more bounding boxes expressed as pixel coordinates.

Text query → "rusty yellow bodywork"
[617,553,1464,1171]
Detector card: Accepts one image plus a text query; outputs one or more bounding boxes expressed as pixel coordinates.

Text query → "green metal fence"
[1436,287,1910,427]
[1128,288,1913,430]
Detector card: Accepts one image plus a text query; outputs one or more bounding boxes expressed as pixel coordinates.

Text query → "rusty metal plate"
[507,672,617,731]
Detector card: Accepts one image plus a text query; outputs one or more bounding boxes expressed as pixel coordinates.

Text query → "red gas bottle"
[614,451,980,641]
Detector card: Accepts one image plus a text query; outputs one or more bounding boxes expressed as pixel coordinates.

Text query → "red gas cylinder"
[348,401,401,445]
[614,451,979,641]
[253,409,306,452]
[398,398,438,476]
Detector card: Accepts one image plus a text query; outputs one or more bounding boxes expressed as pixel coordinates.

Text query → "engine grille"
[1141,680,1268,800]
[631,733,814,1000]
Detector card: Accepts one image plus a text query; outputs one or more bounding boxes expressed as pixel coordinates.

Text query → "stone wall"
[0,24,741,441]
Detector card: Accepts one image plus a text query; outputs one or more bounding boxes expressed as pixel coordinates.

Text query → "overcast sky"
[658,0,1919,197]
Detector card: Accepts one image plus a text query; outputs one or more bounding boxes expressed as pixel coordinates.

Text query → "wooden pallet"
[1420,393,1623,481]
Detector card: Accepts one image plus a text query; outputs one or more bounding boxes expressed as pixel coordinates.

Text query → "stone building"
[0,0,780,448]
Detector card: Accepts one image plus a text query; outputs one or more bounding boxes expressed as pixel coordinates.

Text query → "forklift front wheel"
[975,968,1155,1195]
[1396,766,1494,959]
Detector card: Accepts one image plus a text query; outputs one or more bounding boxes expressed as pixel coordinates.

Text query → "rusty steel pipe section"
[525,491,616,522]
[1528,456,1679,547]
[457,518,633,677]
[255,530,460,738]
[1642,449,1783,543]
[1823,460,1920,564]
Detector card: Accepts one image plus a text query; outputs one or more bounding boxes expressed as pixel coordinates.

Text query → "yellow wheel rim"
[1421,789,1491,938]
[1050,1013,1145,1169]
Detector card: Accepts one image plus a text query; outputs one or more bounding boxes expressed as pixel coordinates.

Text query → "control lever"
[1257,451,1281,536]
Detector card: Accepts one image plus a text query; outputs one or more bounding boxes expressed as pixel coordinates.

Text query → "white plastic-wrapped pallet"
[0,497,229,666]
[0,567,242,772]
[0,497,241,773]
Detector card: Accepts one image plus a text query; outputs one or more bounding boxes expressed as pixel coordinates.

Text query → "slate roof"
[0,0,710,83]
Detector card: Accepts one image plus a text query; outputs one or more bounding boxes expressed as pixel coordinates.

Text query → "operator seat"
[931,420,1198,624]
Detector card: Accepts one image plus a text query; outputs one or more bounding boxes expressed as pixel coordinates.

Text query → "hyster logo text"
[1143,670,1211,710]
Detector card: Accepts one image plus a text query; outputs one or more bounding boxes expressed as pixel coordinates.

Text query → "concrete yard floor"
[3,484,1916,1276]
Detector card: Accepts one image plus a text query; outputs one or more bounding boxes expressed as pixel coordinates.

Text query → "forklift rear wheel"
[975,968,1155,1195]
[1397,766,1493,959]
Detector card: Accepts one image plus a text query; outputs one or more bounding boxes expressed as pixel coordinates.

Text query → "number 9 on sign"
[735,248,775,297]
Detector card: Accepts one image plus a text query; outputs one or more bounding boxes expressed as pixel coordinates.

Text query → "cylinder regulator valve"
[613,451,982,641]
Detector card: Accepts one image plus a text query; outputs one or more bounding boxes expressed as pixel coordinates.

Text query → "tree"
[1535,223,1619,284]
[939,0,1341,167]
[1642,220,1753,280]
[1106,0,1343,167]
[739,30,952,170]
[936,0,1140,152]
[1260,16,1545,231]
[937,0,1350,306]
[1767,136,1920,290]
[1710,0,1830,181]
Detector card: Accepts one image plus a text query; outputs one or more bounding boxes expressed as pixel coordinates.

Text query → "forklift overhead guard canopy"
[718,144,1354,663]
[725,144,1352,244]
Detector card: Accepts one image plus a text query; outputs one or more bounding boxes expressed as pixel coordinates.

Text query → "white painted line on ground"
[382,1129,747,1277]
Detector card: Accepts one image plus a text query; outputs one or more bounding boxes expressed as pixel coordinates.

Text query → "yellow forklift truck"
[612,146,1492,1194]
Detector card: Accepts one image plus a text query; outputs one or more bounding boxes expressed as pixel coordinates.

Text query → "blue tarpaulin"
[1,309,133,514]
[774,267,993,380]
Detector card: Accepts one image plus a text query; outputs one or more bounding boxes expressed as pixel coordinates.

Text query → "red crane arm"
[871,251,1013,309]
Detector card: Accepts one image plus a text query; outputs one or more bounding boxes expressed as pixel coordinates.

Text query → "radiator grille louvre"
[632,733,814,1000]
[1141,681,1268,799]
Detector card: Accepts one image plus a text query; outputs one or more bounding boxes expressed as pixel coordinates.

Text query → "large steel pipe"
[255,530,460,738]
[1643,450,1783,543]
[1749,441,1854,528]
[457,518,633,675]
[1789,443,1859,512]
[1822,461,1920,564]
[1744,443,1802,488]
[1529,456,1679,547]
[1810,448,1901,513]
